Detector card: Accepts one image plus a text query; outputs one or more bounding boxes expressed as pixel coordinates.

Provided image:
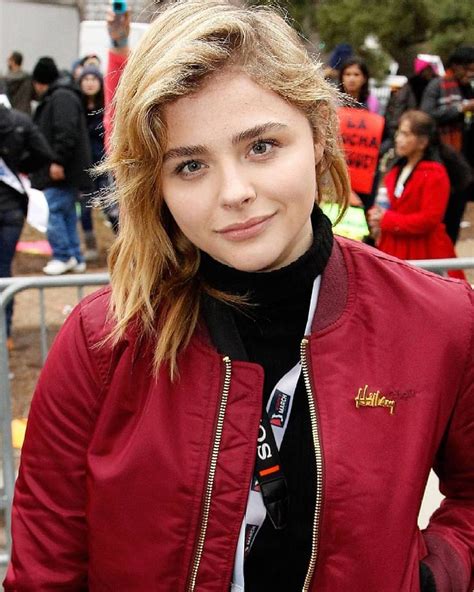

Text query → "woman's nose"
[217,163,257,209]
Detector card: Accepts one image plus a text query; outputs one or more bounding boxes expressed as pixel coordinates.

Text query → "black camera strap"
[254,411,289,529]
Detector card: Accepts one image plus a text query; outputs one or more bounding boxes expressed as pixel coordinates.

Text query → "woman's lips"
[216,214,275,241]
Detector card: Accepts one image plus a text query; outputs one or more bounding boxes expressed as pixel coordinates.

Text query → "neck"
[199,206,334,304]
[407,153,423,167]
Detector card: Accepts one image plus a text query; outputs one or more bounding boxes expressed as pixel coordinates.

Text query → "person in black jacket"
[0,104,52,348]
[31,57,93,275]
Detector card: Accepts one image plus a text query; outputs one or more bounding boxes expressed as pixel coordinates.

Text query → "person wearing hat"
[31,56,92,275]
[78,65,107,260]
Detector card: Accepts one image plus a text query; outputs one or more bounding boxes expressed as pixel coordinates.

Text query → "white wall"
[0,0,80,73]
[79,20,149,69]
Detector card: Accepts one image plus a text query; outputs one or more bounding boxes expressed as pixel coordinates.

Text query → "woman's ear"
[418,136,429,152]
[314,141,325,165]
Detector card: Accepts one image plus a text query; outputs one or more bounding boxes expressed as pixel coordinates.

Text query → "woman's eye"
[250,140,276,156]
[176,160,204,175]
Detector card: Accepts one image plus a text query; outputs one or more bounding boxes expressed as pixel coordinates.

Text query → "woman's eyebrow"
[232,122,288,145]
[163,122,287,162]
[163,144,208,162]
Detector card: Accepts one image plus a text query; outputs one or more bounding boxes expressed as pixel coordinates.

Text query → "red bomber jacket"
[379,160,458,263]
[5,238,474,591]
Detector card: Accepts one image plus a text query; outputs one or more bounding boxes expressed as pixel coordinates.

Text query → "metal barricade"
[0,257,473,564]
[408,257,474,275]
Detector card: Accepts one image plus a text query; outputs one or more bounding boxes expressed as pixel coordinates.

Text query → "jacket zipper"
[300,338,323,592]
[186,356,232,592]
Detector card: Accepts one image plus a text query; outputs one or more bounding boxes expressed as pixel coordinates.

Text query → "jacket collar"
[311,237,348,334]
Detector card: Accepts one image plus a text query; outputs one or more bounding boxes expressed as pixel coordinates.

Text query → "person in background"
[367,110,464,279]
[421,46,474,244]
[322,43,353,85]
[78,65,105,260]
[385,58,438,141]
[339,56,379,114]
[339,56,381,210]
[99,7,132,232]
[81,53,102,71]
[5,3,473,591]
[30,56,92,275]
[71,59,84,83]
[1,51,34,116]
[0,103,52,349]
[104,7,130,149]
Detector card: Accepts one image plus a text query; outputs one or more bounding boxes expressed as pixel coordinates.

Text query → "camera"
[112,0,127,14]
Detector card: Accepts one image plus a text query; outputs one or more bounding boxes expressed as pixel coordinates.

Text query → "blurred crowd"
[0,16,473,349]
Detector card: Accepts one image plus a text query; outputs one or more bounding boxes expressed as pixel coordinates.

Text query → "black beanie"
[32,57,59,84]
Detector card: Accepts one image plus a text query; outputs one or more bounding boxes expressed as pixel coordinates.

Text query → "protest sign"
[338,107,384,194]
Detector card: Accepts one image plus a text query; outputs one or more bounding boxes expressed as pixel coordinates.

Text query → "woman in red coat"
[368,110,464,278]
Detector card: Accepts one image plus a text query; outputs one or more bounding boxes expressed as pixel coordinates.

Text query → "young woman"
[5,3,473,591]
[339,56,379,113]
[339,56,381,210]
[368,110,465,279]
[77,66,105,260]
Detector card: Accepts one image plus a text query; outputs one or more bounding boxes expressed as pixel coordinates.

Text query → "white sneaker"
[72,261,87,273]
[43,257,77,275]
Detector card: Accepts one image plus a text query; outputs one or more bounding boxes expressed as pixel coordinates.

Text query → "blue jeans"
[44,186,84,263]
[0,208,25,337]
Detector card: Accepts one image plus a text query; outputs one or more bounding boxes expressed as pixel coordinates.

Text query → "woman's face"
[161,69,322,272]
[395,120,426,158]
[342,64,366,95]
[81,74,101,97]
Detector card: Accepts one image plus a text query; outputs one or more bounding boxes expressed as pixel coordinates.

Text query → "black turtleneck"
[199,207,334,591]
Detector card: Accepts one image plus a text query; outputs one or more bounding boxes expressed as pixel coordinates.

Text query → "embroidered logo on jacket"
[269,389,290,427]
[354,384,396,415]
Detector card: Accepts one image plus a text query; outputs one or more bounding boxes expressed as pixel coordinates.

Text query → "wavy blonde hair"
[104,0,350,377]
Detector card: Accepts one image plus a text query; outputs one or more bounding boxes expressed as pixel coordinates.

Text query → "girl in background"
[339,56,379,113]
[368,110,464,279]
[339,57,381,210]
[78,66,110,259]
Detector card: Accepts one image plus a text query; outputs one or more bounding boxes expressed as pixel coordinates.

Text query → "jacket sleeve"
[4,303,107,591]
[18,115,54,173]
[422,286,474,592]
[50,90,81,165]
[380,167,450,236]
[420,79,463,126]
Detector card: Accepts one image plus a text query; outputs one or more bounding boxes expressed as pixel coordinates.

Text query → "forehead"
[343,64,363,74]
[162,69,311,145]
[399,119,413,131]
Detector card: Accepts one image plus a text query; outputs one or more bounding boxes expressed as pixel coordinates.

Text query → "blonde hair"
[104,0,350,377]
